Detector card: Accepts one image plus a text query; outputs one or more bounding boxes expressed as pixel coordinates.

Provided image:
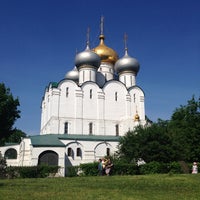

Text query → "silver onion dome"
[65,67,79,81]
[75,45,101,69]
[115,49,140,74]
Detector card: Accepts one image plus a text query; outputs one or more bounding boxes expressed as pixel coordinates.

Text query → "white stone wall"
[40,77,145,136]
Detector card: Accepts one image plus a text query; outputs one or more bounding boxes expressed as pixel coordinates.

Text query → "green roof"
[30,134,65,147]
[58,134,120,141]
[29,134,120,147]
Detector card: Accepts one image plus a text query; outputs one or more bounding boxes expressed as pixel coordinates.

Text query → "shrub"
[79,162,98,176]
[167,162,183,174]
[139,161,166,174]
[6,165,60,178]
[66,166,79,177]
[0,151,7,178]
[112,163,139,175]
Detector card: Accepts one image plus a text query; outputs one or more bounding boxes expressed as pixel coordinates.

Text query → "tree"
[118,121,174,163]
[6,129,26,144]
[0,83,21,145]
[118,96,200,163]
[169,96,200,162]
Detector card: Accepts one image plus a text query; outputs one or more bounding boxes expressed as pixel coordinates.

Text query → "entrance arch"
[38,150,58,166]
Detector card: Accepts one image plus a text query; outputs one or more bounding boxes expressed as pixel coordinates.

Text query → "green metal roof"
[30,134,65,147]
[29,134,120,147]
[58,134,120,142]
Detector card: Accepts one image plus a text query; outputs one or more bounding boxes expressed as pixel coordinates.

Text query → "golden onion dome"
[134,113,140,121]
[93,34,118,65]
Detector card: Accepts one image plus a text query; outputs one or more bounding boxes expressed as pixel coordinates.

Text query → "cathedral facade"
[0,20,146,176]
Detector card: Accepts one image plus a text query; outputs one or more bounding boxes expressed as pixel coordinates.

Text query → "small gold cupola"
[134,113,140,121]
[134,109,140,122]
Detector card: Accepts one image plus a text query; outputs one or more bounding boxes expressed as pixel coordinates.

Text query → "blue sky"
[0,0,199,135]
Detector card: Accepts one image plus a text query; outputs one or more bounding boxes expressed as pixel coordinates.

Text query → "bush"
[139,161,166,174]
[112,163,139,175]
[6,165,60,178]
[167,162,183,174]
[66,166,79,177]
[0,151,7,178]
[69,161,189,177]
[79,162,98,176]
[78,162,139,176]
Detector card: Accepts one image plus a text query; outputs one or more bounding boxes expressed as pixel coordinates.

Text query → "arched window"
[5,148,17,159]
[64,122,69,134]
[115,92,118,101]
[68,148,73,157]
[115,124,119,136]
[66,87,69,97]
[131,75,133,85]
[133,94,136,103]
[77,148,82,157]
[90,89,92,99]
[89,122,93,135]
[106,148,110,156]
[38,150,58,166]
[83,71,85,82]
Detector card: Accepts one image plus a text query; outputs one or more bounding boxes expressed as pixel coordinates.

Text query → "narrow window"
[133,94,136,103]
[64,122,68,134]
[115,124,119,136]
[106,148,110,156]
[67,148,73,157]
[77,148,82,157]
[83,71,85,82]
[90,89,92,99]
[66,87,69,97]
[131,75,133,85]
[115,92,118,101]
[89,71,91,80]
[89,122,93,135]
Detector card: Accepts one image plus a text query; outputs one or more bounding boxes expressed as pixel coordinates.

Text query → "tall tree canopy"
[169,96,200,162]
[118,96,200,163]
[0,83,21,144]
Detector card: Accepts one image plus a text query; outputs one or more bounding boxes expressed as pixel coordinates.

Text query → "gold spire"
[92,16,118,65]
[100,16,104,35]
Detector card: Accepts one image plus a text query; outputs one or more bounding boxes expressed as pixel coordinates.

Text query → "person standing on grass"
[192,162,198,174]
[105,158,113,176]
[98,158,103,176]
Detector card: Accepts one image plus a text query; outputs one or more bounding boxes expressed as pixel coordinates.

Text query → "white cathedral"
[0,19,146,176]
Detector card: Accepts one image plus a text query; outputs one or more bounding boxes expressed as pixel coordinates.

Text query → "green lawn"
[0,174,200,200]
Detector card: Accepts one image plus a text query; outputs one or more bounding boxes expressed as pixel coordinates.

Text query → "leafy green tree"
[169,96,200,162]
[6,129,26,144]
[0,83,21,145]
[118,121,174,163]
[118,96,200,163]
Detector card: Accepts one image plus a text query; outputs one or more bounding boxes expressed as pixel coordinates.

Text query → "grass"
[0,174,200,200]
